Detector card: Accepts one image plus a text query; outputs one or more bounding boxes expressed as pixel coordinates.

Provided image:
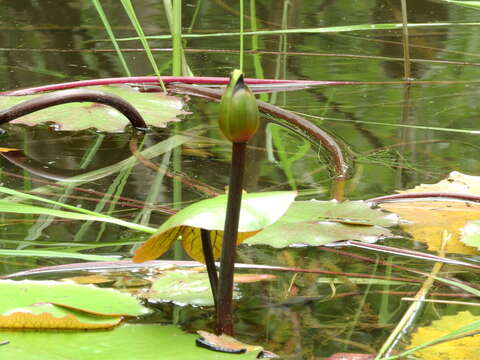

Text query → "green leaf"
[0,303,122,329]
[141,270,218,307]
[442,1,480,10]
[163,191,296,232]
[460,220,480,249]
[141,270,277,306]
[245,200,398,248]
[0,280,149,329]
[133,191,297,262]
[113,22,480,42]
[0,249,118,261]
[0,190,156,234]
[0,85,186,132]
[0,324,262,360]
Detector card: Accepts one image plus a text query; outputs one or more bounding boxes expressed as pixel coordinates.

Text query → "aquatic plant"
[215,69,259,335]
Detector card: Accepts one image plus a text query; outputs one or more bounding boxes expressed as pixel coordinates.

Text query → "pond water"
[1,1,480,359]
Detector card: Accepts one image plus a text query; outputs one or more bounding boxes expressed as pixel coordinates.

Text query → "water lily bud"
[219,69,260,143]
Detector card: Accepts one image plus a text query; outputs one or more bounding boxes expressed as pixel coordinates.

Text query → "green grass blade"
[239,0,244,71]
[380,320,480,359]
[0,132,197,202]
[299,112,480,135]
[111,22,480,42]
[432,275,480,297]
[120,0,166,91]
[0,249,118,261]
[441,0,480,10]
[172,0,183,76]
[0,189,156,234]
[249,0,267,101]
[91,0,131,76]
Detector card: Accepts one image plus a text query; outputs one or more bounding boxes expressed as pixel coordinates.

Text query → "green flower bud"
[218,69,260,143]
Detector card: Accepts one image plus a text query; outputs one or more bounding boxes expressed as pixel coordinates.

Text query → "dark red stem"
[368,192,480,204]
[216,142,246,336]
[0,89,147,131]
[0,76,342,96]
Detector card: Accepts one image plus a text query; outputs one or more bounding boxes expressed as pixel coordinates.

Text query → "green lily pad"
[0,280,149,329]
[460,220,480,249]
[0,324,262,360]
[141,270,216,307]
[141,270,241,307]
[245,200,398,248]
[0,303,122,329]
[0,85,187,132]
[134,191,297,263]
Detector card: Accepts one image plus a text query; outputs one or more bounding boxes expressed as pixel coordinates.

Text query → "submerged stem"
[201,228,218,305]
[216,141,246,336]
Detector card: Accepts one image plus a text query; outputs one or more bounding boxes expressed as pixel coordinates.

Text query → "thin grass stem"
[239,0,244,71]
[120,0,167,92]
[400,0,411,79]
[91,0,132,76]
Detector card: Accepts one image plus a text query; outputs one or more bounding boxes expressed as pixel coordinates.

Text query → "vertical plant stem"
[400,0,411,80]
[201,228,218,305]
[249,0,268,102]
[172,0,183,76]
[120,0,166,92]
[91,0,131,76]
[163,0,184,258]
[216,141,247,336]
[374,233,448,359]
[239,0,244,71]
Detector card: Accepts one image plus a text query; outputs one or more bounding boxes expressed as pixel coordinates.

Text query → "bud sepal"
[218,70,260,143]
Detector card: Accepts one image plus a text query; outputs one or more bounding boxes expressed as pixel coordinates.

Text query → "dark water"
[1,1,480,359]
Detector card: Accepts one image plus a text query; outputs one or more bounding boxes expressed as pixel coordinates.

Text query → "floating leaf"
[396,171,480,194]
[382,201,480,255]
[245,200,398,248]
[0,280,149,329]
[0,303,122,329]
[133,191,297,263]
[0,85,187,132]
[407,311,480,360]
[461,220,480,249]
[381,172,480,255]
[197,330,263,354]
[324,354,374,360]
[65,275,115,285]
[0,324,262,360]
[141,270,220,307]
[140,270,274,306]
[234,274,276,283]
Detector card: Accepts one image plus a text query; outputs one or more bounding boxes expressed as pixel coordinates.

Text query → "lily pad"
[381,172,480,255]
[0,280,149,329]
[133,191,297,263]
[141,270,275,307]
[197,331,263,354]
[245,200,398,248]
[408,311,480,360]
[0,324,262,360]
[460,220,480,250]
[0,85,187,132]
[141,270,222,307]
[0,303,122,329]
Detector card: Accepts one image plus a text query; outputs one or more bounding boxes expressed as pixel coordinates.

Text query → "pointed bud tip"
[219,70,259,143]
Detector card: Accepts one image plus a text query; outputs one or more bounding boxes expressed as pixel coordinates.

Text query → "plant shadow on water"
[0,0,480,359]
